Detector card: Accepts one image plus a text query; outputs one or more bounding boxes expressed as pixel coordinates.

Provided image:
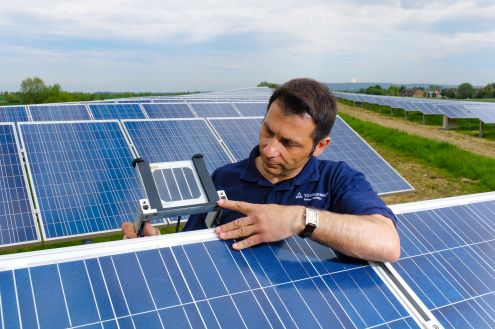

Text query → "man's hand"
[122,221,160,239]
[216,199,305,250]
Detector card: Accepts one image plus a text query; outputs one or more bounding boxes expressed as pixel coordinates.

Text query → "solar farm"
[0,87,494,329]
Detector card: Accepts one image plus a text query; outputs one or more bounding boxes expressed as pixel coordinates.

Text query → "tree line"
[0,77,197,105]
[359,82,495,99]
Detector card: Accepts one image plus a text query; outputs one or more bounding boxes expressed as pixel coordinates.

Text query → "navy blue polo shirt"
[183,146,396,231]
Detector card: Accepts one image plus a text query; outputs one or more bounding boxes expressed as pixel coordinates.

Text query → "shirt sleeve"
[331,163,397,225]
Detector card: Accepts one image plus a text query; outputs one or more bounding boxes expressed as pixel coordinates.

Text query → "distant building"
[426,90,441,98]
[405,89,425,98]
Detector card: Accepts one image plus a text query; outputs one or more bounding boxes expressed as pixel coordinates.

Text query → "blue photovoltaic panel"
[189,102,240,117]
[391,196,495,329]
[234,102,268,117]
[209,117,412,195]
[123,119,232,173]
[0,106,29,122]
[142,103,195,118]
[89,104,146,120]
[0,124,39,248]
[208,117,262,161]
[19,121,142,240]
[29,104,91,121]
[0,234,418,329]
[324,117,413,195]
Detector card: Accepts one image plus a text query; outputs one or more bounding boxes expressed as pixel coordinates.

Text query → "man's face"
[257,100,328,182]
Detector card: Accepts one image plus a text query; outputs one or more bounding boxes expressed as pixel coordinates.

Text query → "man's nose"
[263,138,281,158]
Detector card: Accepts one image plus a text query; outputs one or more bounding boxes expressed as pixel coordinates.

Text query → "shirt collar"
[240,146,321,190]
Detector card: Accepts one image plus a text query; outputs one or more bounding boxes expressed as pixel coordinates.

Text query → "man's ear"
[313,136,331,157]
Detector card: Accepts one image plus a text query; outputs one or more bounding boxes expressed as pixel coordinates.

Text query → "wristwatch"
[299,207,319,238]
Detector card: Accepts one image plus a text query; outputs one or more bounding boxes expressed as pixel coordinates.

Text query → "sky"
[1,0,494,92]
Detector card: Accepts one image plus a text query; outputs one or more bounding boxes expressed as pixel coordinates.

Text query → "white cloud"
[0,0,494,90]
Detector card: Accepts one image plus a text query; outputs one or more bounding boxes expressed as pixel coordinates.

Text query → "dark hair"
[267,78,337,145]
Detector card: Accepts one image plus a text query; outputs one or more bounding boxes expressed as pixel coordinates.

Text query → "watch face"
[306,208,319,226]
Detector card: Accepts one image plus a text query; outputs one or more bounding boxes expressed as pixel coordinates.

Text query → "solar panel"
[0,124,39,249]
[122,119,233,174]
[0,230,422,329]
[0,106,29,122]
[29,104,91,121]
[18,121,142,241]
[208,117,262,161]
[89,104,146,120]
[434,104,475,119]
[325,117,413,195]
[189,103,240,117]
[142,103,195,118]
[233,102,268,117]
[208,117,413,196]
[389,192,495,329]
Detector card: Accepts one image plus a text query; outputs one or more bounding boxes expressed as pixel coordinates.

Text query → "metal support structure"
[442,116,457,130]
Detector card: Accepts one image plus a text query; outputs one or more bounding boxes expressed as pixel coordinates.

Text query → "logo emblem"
[296,192,303,199]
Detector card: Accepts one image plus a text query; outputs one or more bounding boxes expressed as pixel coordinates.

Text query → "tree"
[20,77,47,104]
[257,81,279,88]
[441,88,456,99]
[456,82,474,99]
[387,85,401,96]
[365,85,383,95]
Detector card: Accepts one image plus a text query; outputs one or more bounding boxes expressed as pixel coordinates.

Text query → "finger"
[143,222,161,236]
[217,222,256,240]
[217,199,255,215]
[232,234,262,250]
[215,216,255,234]
[122,222,137,239]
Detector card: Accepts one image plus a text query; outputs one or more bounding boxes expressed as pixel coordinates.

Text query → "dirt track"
[338,103,495,159]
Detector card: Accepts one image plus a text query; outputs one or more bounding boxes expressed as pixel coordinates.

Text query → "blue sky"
[1,0,494,92]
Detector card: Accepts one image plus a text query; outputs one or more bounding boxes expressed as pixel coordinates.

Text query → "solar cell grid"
[142,103,195,118]
[29,104,91,121]
[123,119,233,174]
[0,232,419,329]
[19,121,142,240]
[390,193,495,329]
[0,106,29,122]
[0,124,39,248]
[89,104,146,120]
[208,117,262,161]
[189,103,240,117]
[323,117,413,195]
[233,102,268,117]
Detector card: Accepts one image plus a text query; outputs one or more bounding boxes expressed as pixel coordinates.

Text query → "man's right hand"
[122,222,161,239]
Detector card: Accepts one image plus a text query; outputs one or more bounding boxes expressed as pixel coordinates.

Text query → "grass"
[339,113,495,191]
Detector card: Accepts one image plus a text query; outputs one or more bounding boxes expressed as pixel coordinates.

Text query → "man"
[123,78,400,262]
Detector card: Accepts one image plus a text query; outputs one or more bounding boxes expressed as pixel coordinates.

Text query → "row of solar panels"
[1,191,493,328]
[0,102,270,123]
[335,92,495,124]
[80,87,273,104]
[0,116,413,249]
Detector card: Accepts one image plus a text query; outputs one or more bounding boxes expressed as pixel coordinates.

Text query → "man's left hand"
[215,199,305,250]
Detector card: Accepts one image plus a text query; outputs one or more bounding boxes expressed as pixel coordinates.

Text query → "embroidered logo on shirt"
[295,192,329,201]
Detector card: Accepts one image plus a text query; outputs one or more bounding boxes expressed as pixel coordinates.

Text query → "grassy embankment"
[339,113,495,192]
